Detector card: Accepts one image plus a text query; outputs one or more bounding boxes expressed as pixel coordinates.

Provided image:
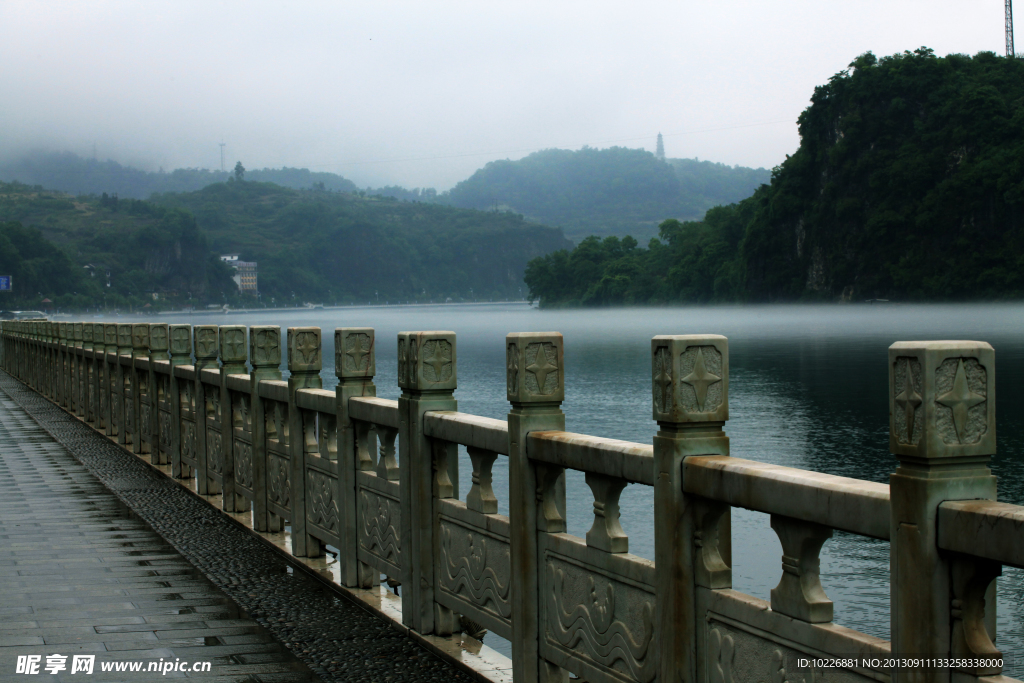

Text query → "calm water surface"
[136,303,1024,670]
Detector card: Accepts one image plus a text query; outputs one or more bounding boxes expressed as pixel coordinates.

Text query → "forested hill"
[0,179,571,311]
[525,49,1024,306]
[445,147,768,242]
[0,151,359,199]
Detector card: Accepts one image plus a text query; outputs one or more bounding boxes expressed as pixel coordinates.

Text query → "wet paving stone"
[0,373,477,682]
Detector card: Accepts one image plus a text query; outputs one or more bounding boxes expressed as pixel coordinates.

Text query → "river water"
[124,302,1024,671]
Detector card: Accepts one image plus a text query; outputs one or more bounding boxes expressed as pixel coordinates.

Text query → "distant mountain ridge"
[1,147,769,243]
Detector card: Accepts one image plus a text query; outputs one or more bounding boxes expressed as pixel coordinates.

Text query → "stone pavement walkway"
[0,373,475,683]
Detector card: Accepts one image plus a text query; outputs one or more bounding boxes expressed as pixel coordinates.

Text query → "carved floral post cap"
[104,323,118,347]
[149,324,169,353]
[651,335,729,424]
[82,323,94,344]
[336,328,375,379]
[506,332,563,404]
[73,322,84,342]
[219,325,248,365]
[168,324,192,356]
[194,325,219,360]
[131,323,150,352]
[250,326,281,367]
[287,327,322,373]
[116,324,132,349]
[889,341,995,459]
[398,331,456,392]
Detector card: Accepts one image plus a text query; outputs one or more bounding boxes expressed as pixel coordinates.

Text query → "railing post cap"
[131,323,150,351]
[888,340,995,459]
[250,325,281,367]
[335,327,375,379]
[58,322,67,340]
[116,323,132,348]
[506,331,563,404]
[103,323,118,346]
[149,323,169,353]
[287,326,322,372]
[651,334,729,424]
[194,325,219,360]
[168,324,192,356]
[219,325,248,364]
[73,322,84,341]
[398,330,456,392]
[82,323,94,343]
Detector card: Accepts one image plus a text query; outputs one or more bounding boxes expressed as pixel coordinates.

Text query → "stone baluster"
[249,325,282,532]
[888,341,998,683]
[148,324,169,465]
[168,325,192,478]
[219,325,248,512]
[507,332,567,683]
[585,473,629,553]
[650,335,731,683]
[769,516,833,622]
[465,446,498,514]
[286,326,323,557]
[115,324,132,445]
[131,324,150,454]
[398,330,459,634]
[103,324,119,437]
[335,327,378,588]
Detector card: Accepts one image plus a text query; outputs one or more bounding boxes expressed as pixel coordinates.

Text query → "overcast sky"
[0,1,1008,189]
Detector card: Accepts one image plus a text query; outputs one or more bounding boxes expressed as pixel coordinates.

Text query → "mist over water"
[121,302,1024,669]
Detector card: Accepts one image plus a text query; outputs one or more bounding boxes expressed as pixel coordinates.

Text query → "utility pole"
[1008,0,1015,57]
[219,142,226,172]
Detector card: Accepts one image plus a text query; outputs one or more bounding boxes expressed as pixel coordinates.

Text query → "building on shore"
[220,254,258,294]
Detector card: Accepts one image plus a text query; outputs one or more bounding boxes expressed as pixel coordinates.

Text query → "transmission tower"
[1008,0,1015,57]
[219,142,226,172]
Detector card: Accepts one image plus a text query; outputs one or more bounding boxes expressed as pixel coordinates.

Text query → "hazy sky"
[0,1,1008,189]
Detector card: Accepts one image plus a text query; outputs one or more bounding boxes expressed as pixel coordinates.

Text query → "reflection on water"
[141,302,1024,670]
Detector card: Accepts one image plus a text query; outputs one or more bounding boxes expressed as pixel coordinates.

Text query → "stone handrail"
[0,320,1021,683]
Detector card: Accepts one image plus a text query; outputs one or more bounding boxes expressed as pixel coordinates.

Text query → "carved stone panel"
[251,326,281,367]
[234,440,254,490]
[149,324,169,355]
[220,326,247,365]
[543,555,656,683]
[651,335,729,424]
[207,428,223,475]
[169,325,192,357]
[159,410,172,452]
[140,404,152,443]
[706,617,879,683]
[288,327,321,371]
[358,488,401,568]
[398,331,456,391]
[268,453,291,508]
[306,469,339,533]
[181,419,197,464]
[438,519,511,624]
[892,357,923,446]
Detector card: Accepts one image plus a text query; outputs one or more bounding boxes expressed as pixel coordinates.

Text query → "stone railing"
[1,320,1021,683]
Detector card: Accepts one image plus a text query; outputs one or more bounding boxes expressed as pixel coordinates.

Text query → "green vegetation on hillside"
[0,177,571,311]
[525,49,1024,306]
[445,147,768,242]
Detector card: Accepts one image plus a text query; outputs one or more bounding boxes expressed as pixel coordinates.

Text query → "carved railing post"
[168,324,192,478]
[102,324,118,437]
[650,335,731,683]
[888,341,998,683]
[57,323,67,407]
[192,325,219,495]
[250,325,282,532]
[335,327,377,587]
[73,322,84,416]
[507,332,567,683]
[116,324,132,445]
[148,324,169,465]
[398,330,459,633]
[83,323,96,424]
[131,323,150,454]
[219,325,248,512]
[286,326,323,557]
